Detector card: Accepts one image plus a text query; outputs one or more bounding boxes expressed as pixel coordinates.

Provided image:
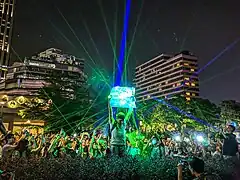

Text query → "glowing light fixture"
[16,96,26,104]
[8,100,18,108]
[109,86,136,108]
[1,95,8,101]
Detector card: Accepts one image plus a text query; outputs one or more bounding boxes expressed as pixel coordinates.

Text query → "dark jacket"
[222,133,238,156]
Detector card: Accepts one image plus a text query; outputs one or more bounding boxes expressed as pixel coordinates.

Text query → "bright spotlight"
[73,133,77,137]
[174,135,181,142]
[184,137,190,142]
[196,135,204,142]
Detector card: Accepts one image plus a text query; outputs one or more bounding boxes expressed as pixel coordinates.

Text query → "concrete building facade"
[134,51,199,102]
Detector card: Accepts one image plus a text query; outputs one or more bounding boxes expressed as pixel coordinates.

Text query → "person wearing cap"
[108,104,133,157]
[221,122,238,160]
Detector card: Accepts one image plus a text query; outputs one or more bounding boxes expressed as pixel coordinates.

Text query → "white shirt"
[110,121,126,146]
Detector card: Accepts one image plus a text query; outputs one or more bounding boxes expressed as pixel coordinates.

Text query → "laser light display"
[109,86,136,108]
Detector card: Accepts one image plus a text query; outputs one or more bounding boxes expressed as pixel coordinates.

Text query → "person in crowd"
[220,122,239,160]
[108,100,133,156]
[81,133,90,159]
[2,133,17,160]
[109,111,127,157]
[178,157,221,180]
[150,136,160,158]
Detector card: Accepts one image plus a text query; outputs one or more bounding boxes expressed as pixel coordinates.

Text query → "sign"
[109,86,136,108]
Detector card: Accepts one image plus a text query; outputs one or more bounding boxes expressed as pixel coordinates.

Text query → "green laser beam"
[113,0,119,83]
[56,7,110,89]
[81,17,105,68]
[98,0,118,65]
[74,85,105,131]
[11,48,74,131]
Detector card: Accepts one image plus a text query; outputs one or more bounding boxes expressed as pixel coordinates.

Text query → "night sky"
[12,0,240,103]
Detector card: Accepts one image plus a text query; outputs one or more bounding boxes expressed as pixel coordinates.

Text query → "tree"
[18,71,99,133]
[190,98,220,126]
[220,100,240,124]
[137,95,220,134]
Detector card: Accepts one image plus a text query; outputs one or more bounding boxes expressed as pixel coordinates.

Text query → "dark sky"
[12,0,240,103]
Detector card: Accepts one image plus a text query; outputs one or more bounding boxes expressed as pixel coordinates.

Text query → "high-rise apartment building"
[0,0,15,69]
[134,51,199,102]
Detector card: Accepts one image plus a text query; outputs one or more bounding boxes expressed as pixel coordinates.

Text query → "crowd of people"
[0,107,239,179]
[0,124,237,161]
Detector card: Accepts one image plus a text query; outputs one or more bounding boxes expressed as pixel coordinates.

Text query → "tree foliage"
[137,95,220,133]
[18,71,99,133]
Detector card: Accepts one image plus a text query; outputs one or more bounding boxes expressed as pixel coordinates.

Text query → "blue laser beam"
[143,103,158,117]
[115,0,131,86]
[151,95,218,130]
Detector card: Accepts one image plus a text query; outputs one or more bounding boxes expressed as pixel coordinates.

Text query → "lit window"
[177,63,180,67]
[184,63,189,66]
[173,84,175,87]
[186,92,190,96]
[185,82,190,86]
[192,93,196,96]
[184,77,190,80]
[191,83,196,87]
[186,97,191,101]
[191,69,195,72]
